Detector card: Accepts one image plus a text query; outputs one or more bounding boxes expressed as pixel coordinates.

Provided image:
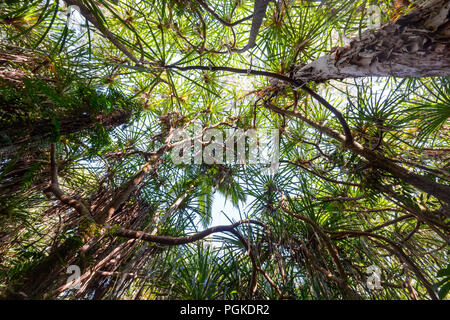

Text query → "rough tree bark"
[293,0,450,82]
[0,109,131,155]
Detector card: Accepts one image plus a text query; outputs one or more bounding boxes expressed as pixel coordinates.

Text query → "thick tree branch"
[325,229,439,299]
[163,63,353,142]
[232,0,270,53]
[110,219,266,245]
[45,143,91,218]
[282,206,360,299]
[293,0,450,82]
[266,102,450,205]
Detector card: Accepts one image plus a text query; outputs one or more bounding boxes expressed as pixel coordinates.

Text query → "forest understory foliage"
[0,0,449,300]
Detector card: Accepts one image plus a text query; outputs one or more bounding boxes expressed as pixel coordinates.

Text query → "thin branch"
[281,159,360,187]
[283,206,360,299]
[65,0,140,64]
[325,229,439,300]
[195,0,253,27]
[266,102,450,205]
[256,266,284,298]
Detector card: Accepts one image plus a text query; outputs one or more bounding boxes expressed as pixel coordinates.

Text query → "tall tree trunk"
[2,137,169,299]
[0,109,131,155]
[3,236,82,299]
[293,0,450,82]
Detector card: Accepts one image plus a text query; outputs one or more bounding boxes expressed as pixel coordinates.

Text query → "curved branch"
[228,229,258,299]
[65,0,140,64]
[283,207,360,299]
[298,86,353,144]
[265,102,450,205]
[45,143,91,218]
[111,219,267,246]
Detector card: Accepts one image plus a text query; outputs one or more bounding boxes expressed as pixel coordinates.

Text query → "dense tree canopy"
[0,0,449,300]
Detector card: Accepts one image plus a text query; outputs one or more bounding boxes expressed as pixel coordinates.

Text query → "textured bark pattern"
[0,110,131,154]
[293,0,450,82]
